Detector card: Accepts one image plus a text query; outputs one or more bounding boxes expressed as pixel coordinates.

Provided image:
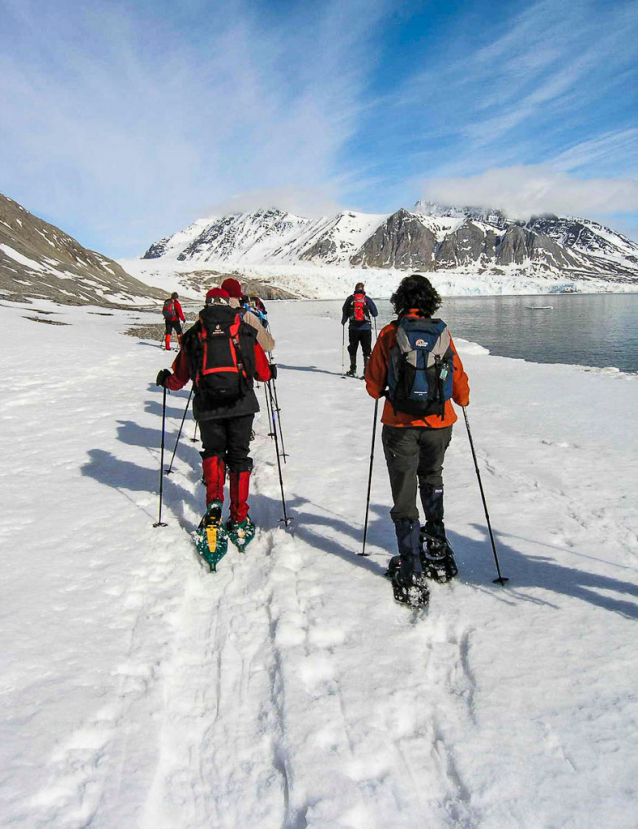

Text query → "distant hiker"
[156,286,273,570]
[162,292,185,351]
[220,278,275,352]
[341,282,378,377]
[365,274,470,608]
[245,295,269,329]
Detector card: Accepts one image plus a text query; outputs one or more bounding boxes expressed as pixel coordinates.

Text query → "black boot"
[346,354,357,377]
[418,481,458,583]
[391,518,429,608]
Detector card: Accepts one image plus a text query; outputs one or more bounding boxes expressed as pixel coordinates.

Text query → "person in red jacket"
[156,287,272,569]
[365,274,470,607]
[162,292,186,351]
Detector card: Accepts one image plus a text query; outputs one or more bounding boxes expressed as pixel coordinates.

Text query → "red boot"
[202,456,226,505]
[164,334,171,351]
[177,333,183,348]
[229,470,251,522]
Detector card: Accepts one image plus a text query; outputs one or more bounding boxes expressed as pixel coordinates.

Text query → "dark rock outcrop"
[435,221,497,267]
[350,209,436,269]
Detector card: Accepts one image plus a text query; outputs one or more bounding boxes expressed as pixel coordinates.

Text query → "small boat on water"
[526,305,553,310]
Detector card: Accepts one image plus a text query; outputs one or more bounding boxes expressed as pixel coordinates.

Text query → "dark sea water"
[312,294,638,373]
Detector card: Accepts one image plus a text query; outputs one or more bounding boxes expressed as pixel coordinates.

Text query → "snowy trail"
[1,300,637,828]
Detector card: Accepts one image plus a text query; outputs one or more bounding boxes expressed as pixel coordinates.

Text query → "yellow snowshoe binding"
[194,501,228,571]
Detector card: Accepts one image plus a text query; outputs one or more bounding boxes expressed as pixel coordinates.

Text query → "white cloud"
[202,185,342,221]
[421,166,638,219]
[0,0,387,256]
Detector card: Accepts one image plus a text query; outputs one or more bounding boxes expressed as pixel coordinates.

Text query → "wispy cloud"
[421,166,638,219]
[0,0,387,255]
[387,0,638,178]
[1,0,637,252]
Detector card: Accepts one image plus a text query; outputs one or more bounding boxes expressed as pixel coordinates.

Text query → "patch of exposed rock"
[351,209,436,269]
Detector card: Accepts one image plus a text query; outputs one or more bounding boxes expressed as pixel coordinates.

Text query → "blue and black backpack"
[387,317,454,417]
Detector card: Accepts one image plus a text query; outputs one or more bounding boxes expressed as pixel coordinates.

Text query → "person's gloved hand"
[269,364,278,380]
[156,369,171,387]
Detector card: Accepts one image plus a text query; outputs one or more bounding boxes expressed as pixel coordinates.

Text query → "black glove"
[269,363,278,380]
[156,368,171,387]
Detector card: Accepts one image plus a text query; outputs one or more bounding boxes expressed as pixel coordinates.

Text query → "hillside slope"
[0,193,165,307]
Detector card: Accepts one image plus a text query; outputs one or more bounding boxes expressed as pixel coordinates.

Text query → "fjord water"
[348,293,638,373]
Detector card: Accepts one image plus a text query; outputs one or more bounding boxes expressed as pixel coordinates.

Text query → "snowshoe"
[392,572,430,609]
[345,368,356,377]
[193,501,228,571]
[225,516,256,550]
[420,532,458,584]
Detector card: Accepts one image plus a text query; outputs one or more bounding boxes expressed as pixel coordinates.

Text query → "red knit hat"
[220,277,242,298]
[205,287,230,303]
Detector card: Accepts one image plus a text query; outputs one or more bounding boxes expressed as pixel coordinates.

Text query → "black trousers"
[382,425,452,522]
[348,328,372,358]
[199,414,254,472]
[165,319,182,335]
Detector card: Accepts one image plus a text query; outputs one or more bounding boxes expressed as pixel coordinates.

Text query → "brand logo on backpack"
[387,319,454,418]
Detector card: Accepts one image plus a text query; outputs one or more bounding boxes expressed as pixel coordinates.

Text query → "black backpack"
[186,305,256,407]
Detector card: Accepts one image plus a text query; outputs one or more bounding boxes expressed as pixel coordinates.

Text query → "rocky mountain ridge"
[142,204,638,284]
[0,193,166,307]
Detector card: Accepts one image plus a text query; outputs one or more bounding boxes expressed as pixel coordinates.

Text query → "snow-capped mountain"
[0,193,165,307]
[141,204,638,286]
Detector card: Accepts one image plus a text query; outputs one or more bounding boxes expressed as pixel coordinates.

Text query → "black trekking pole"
[341,324,346,377]
[165,386,192,476]
[154,387,168,527]
[266,379,292,528]
[359,397,380,556]
[190,421,199,443]
[268,356,288,462]
[462,408,508,585]
[263,382,275,439]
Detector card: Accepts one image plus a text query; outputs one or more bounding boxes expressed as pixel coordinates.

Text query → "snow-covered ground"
[120,256,636,302]
[1,299,637,828]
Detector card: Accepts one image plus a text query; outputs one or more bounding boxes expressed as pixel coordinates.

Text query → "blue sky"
[1,0,637,257]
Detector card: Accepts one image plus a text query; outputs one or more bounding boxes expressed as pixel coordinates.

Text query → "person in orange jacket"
[162,292,186,351]
[365,274,470,606]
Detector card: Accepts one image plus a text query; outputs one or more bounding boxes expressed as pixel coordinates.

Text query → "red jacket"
[365,312,470,428]
[165,298,185,323]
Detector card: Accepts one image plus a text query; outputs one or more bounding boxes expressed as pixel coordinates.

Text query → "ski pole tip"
[493,576,509,585]
[153,521,168,528]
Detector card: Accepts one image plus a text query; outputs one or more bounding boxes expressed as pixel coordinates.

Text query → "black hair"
[171,292,179,299]
[390,274,441,318]
[354,282,365,292]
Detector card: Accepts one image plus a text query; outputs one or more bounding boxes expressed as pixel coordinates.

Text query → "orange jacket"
[365,312,470,428]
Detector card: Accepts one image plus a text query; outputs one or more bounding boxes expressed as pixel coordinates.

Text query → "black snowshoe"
[391,571,430,609]
[420,531,458,584]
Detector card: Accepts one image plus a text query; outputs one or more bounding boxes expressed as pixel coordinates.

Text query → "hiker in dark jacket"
[162,292,186,351]
[341,282,378,376]
[156,287,272,568]
[365,274,469,608]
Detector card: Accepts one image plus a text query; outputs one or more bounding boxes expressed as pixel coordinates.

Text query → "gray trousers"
[382,425,452,522]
